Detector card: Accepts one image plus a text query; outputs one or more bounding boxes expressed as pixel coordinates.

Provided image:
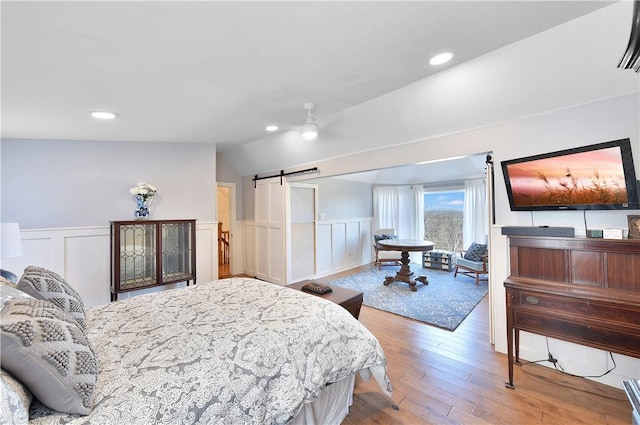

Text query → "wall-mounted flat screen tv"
[501,138,639,211]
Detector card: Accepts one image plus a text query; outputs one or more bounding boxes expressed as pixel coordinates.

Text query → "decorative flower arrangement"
[129,182,157,201]
[130,182,157,219]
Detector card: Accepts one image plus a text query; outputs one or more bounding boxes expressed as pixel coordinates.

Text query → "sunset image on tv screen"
[506,147,628,207]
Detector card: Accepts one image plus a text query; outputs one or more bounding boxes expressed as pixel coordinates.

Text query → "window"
[424,190,464,251]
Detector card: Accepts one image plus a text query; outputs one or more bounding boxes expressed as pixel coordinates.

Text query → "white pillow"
[0,285,34,312]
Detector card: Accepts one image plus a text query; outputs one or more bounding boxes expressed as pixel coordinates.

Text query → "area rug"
[328,264,488,331]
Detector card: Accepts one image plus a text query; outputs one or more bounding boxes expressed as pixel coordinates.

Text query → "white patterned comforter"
[29,278,391,425]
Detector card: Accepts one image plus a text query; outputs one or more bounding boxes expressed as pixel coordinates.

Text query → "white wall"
[1,139,217,228]
[217,186,230,232]
[216,151,244,220]
[305,177,373,220]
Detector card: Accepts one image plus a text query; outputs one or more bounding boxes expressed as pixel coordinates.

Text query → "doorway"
[217,182,236,278]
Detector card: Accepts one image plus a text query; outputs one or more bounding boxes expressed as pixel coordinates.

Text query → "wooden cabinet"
[504,236,640,388]
[111,219,196,301]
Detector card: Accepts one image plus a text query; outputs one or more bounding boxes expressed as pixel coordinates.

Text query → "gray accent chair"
[454,242,488,285]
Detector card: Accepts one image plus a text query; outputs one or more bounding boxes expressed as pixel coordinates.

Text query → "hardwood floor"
[313,265,632,425]
[218,262,231,279]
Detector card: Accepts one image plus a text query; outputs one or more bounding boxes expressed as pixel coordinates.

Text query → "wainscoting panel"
[4,223,217,308]
[196,225,216,284]
[331,222,347,271]
[315,224,333,276]
[360,225,373,265]
[346,221,362,268]
[243,220,256,276]
[64,230,111,308]
[313,218,373,280]
[242,218,373,281]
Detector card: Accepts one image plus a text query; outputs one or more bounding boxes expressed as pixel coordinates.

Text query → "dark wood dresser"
[504,236,640,388]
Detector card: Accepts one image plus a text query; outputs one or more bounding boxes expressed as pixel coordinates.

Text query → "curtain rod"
[253,167,319,187]
[373,178,482,189]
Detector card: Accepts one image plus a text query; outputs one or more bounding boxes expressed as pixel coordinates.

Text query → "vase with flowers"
[130,182,157,219]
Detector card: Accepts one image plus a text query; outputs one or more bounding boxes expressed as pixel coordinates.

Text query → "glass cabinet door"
[111,219,196,301]
[119,222,157,290]
[161,221,193,283]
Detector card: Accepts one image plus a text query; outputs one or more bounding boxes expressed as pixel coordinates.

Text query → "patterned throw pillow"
[0,298,96,415]
[463,242,487,262]
[374,234,397,242]
[0,368,32,425]
[17,266,86,328]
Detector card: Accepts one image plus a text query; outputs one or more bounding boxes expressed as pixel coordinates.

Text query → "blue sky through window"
[424,191,464,211]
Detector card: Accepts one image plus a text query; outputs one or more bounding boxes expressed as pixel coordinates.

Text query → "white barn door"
[254,178,286,285]
[286,183,318,283]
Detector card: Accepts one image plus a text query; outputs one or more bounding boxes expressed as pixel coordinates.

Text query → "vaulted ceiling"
[1,1,615,155]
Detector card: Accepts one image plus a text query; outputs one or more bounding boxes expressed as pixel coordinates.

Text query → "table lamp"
[1,222,23,283]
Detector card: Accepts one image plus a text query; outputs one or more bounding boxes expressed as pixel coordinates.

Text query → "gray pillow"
[463,242,487,262]
[374,234,397,242]
[0,298,96,415]
[17,266,86,328]
[0,368,32,425]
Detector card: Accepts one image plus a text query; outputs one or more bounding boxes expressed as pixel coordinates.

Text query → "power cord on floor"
[516,338,624,401]
[543,338,617,379]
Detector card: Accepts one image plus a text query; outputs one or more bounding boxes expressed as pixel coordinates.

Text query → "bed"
[1,270,391,425]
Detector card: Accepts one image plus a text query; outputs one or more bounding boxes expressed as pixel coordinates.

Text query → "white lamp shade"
[1,223,23,258]
[301,122,319,140]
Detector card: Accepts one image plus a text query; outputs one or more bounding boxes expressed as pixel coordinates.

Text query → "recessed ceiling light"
[266,125,279,132]
[429,52,453,66]
[91,111,118,120]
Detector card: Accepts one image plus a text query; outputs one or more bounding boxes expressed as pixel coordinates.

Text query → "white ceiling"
[1,0,615,155]
[329,154,489,185]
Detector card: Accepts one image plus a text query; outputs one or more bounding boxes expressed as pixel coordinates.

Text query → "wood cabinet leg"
[505,289,515,389]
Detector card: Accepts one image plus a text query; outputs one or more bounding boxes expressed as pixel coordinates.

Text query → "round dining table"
[376,239,435,291]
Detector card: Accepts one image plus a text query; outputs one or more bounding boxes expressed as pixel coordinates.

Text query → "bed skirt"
[290,375,356,425]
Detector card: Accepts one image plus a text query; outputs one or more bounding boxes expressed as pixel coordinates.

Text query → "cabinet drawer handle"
[526,296,540,305]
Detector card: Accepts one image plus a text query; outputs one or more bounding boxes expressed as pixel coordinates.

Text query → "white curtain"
[407,185,425,263]
[373,187,399,231]
[463,178,488,248]
[373,185,424,263]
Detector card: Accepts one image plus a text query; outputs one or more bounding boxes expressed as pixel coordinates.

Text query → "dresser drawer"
[514,310,640,357]
[515,290,640,325]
